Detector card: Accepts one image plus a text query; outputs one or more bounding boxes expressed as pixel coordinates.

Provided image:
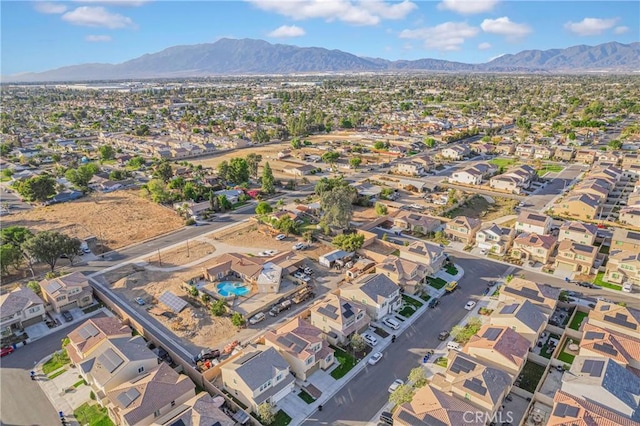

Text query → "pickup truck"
[444,281,458,293]
[269,299,292,316]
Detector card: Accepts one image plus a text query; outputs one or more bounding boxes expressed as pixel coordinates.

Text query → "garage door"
[556,261,574,273]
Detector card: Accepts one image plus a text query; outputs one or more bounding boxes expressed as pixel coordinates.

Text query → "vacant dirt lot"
[3,191,184,250]
[144,239,216,267]
[447,195,518,221]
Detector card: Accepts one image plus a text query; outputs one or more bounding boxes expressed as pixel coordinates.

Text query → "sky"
[1,0,639,75]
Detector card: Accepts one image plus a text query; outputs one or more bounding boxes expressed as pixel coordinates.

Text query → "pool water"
[216,281,250,297]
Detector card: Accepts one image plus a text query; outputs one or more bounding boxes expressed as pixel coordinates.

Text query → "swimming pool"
[216,281,250,297]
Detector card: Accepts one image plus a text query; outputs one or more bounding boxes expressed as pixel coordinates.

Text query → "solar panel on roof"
[529,214,547,222]
[158,291,188,313]
[450,357,476,374]
[47,281,62,293]
[604,313,636,329]
[463,378,487,396]
[553,403,579,418]
[78,323,100,340]
[584,331,605,340]
[500,303,519,314]
[482,327,502,341]
[593,342,618,356]
[98,348,124,373]
[581,359,605,377]
[627,231,640,241]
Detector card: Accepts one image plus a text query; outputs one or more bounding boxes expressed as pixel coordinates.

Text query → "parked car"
[275,234,286,240]
[303,267,313,275]
[0,346,14,357]
[198,349,221,361]
[292,242,306,250]
[464,301,476,310]
[382,317,400,330]
[363,333,378,346]
[135,297,146,306]
[622,283,633,293]
[428,298,440,308]
[249,312,266,325]
[388,378,404,393]
[438,330,450,341]
[379,411,393,425]
[61,311,73,322]
[258,250,277,257]
[269,300,292,317]
[368,352,383,365]
[447,341,461,351]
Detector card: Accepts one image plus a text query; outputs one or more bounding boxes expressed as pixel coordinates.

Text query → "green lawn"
[43,350,70,375]
[419,293,431,302]
[569,311,588,331]
[48,369,66,380]
[518,361,546,393]
[435,357,448,368]
[557,340,579,364]
[489,158,516,168]
[427,277,447,289]
[536,164,564,176]
[402,294,423,308]
[398,306,417,318]
[73,403,114,426]
[73,379,87,388]
[330,346,357,379]
[298,390,315,404]
[444,264,458,275]
[593,272,622,291]
[271,410,292,426]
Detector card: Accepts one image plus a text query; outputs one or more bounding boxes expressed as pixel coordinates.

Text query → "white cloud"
[614,25,629,35]
[481,17,531,37]
[564,17,618,36]
[62,6,137,28]
[73,0,151,6]
[34,2,68,14]
[437,0,499,14]
[400,21,479,51]
[85,34,112,42]
[247,0,417,26]
[478,42,492,50]
[268,25,306,38]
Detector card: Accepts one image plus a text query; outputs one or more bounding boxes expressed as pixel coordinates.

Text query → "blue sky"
[2,0,638,75]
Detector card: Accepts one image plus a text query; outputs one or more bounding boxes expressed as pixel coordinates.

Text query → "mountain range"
[4,38,639,83]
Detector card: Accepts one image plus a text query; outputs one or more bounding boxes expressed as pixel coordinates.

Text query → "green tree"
[99,145,115,160]
[389,384,415,406]
[320,185,356,229]
[15,174,56,202]
[275,216,300,235]
[1,226,34,275]
[375,202,388,216]
[0,244,21,275]
[246,153,263,179]
[128,156,145,168]
[261,162,276,194]
[217,195,232,211]
[65,163,99,190]
[109,169,126,181]
[374,141,387,150]
[424,137,436,148]
[255,201,273,215]
[257,403,275,425]
[22,231,70,271]
[408,367,428,388]
[0,144,11,156]
[349,157,362,169]
[332,233,365,251]
[144,179,172,203]
[153,161,173,183]
[350,333,367,353]
[321,151,340,168]
[183,182,198,201]
[291,138,302,149]
[210,299,227,316]
[217,160,230,181]
[61,236,82,266]
[27,280,41,295]
[228,157,250,183]
[231,312,245,327]
[608,139,622,150]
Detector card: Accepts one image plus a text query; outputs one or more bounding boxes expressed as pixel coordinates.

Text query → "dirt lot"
[3,191,184,251]
[144,239,216,267]
[447,195,517,221]
[107,265,238,348]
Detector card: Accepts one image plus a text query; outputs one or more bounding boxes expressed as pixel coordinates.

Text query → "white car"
[464,301,476,310]
[382,317,400,330]
[275,234,286,241]
[135,297,146,306]
[388,379,404,393]
[292,242,306,250]
[363,333,378,346]
[622,283,633,293]
[258,250,277,257]
[368,352,383,365]
[249,312,266,325]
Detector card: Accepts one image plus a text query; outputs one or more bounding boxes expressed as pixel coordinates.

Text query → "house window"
[138,366,144,373]
[154,410,161,418]
[56,296,65,302]
[306,357,314,365]
[276,373,282,381]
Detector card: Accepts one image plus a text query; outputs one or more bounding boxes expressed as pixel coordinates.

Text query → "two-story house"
[511,232,557,265]
[554,147,575,162]
[450,167,483,186]
[152,393,235,426]
[587,301,640,339]
[549,390,636,426]
[534,146,554,160]
[475,223,515,255]
[554,193,601,221]
[393,211,441,235]
[604,250,640,285]
[340,273,401,321]
[554,240,598,275]
[499,277,559,315]
[463,325,531,376]
[575,150,597,164]
[398,241,446,276]
[612,228,640,252]
[39,271,94,313]
[309,294,370,345]
[264,318,335,381]
[579,323,640,372]
[490,300,548,344]
[67,317,132,365]
[619,206,640,227]
[445,216,481,245]
[515,144,536,159]
[378,256,429,295]
[396,162,425,177]
[441,145,469,160]
[558,221,598,245]
[221,345,295,412]
[515,211,552,235]
[0,286,46,336]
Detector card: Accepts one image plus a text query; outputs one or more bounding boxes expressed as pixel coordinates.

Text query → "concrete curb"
[34,353,80,426]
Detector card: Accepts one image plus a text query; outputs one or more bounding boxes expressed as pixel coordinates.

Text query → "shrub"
[90,391,96,400]
[231,312,245,327]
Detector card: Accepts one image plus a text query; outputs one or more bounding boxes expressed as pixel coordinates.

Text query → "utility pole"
[157,248,162,266]
[186,239,190,258]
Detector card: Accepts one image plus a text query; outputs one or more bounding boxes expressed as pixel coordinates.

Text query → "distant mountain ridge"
[4,39,639,83]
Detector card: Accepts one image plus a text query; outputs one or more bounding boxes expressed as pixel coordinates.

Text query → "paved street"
[523,163,585,211]
[303,254,509,425]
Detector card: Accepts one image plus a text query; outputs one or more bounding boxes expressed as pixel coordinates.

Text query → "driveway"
[302,255,509,424]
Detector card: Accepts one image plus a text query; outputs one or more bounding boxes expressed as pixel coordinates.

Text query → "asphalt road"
[304,253,510,425]
[0,184,33,214]
[523,163,585,211]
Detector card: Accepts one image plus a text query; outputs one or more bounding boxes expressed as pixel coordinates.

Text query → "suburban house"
[515,144,536,159]
[605,250,640,285]
[396,162,426,177]
[619,206,640,227]
[398,241,446,276]
[534,146,554,160]
[558,221,598,245]
[495,142,515,155]
[499,277,560,315]
[554,147,575,162]
[554,240,598,275]
[573,180,609,200]
[220,345,295,412]
[490,300,547,344]
[282,164,318,177]
[214,189,244,204]
[393,211,441,234]
[554,193,602,221]
[612,228,640,252]
[441,145,469,160]
[575,150,597,164]
[587,301,640,339]
[345,258,376,281]
[318,250,354,269]
[463,325,531,376]
[590,166,622,184]
[39,271,94,313]
[377,256,429,295]
[561,356,640,421]
[152,393,236,426]
[392,384,487,426]
[476,223,515,255]
[445,216,481,245]
[449,166,485,186]
[430,351,513,418]
[79,336,159,397]
[309,294,370,345]
[488,175,524,194]
[597,151,620,165]
[515,211,552,235]
[353,182,383,200]
[549,390,637,426]
[67,317,132,365]
[511,232,558,265]
[105,363,196,426]
[0,286,46,336]
[579,323,640,372]
[340,273,401,321]
[264,317,335,381]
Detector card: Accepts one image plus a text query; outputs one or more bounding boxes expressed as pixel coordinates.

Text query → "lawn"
[593,272,622,291]
[539,334,559,359]
[73,403,114,426]
[517,361,546,393]
[489,158,517,168]
[444,264,458,275]
[427,277,447,289]
[298,390,315,404]
[536,164,564,176]
[569,311,588,331]
[43,350,70,375]
[330,346,357,379]
[419,293,431,302]
[557,340,579,364]
[271,410,292,426]
[73,379,87,388]
[398,306,417,318]
[435,357,448,368]
[402,294,423,308]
